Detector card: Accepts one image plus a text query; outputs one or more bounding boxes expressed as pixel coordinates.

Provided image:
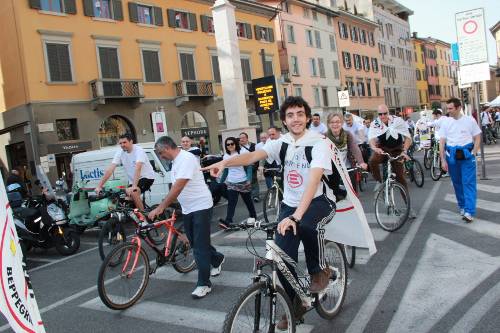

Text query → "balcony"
[173,80,214,106]
[89,79,144,109]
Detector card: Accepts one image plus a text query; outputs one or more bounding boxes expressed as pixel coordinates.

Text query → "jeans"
[183,208,224,287]
[265,175,273,189]
[446,156,477,215]
[225,189,257,224]
[369,147,408,191]
[275,195,336,301]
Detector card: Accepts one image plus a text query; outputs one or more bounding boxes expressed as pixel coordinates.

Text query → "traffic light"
[462,90,469,104]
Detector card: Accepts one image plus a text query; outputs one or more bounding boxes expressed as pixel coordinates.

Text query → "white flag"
[0,177,45,333]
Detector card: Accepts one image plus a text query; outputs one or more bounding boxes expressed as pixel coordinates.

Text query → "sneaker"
[462,213,473,223]
[459,209,465,217]
[309,268,332,293]
[441,173,449,178]
[191,286,212,299]
[246,217,256,226]
[373,181,383,193]
[210,257,225,277]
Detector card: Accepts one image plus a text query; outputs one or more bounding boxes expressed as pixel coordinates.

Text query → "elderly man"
[181,136,202,162]
[343,113,365,145]
[309,113,327,135]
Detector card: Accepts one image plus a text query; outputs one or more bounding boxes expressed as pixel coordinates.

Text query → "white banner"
[0,178,45,332]
[455,8,488,66]
[151,110,168,142]
[459,62,490,85]
[337,90,350,108]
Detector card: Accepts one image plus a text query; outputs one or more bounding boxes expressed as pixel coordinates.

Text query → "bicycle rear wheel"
[223,281,295,333]
[263,186,281,224]
[97,242,150,310]
[315,241,347,319]
[98,218,126,261]
[172,236,196,273]
[343,245,356,268]
[374,182,410,232]
[430,153,442,181]
[423,149,431,169]
[411,160,424,187]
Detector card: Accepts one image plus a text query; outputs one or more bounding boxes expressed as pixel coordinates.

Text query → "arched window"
[98,115,136,147]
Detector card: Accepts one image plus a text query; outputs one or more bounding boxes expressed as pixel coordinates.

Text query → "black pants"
[225,190,257,225]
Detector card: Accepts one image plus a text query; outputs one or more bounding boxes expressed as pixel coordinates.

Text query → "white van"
[71,143,172,206]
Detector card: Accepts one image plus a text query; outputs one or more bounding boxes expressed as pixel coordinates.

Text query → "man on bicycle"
[148,136,225,299]
[95,133,154,211]
[203,96,336,328]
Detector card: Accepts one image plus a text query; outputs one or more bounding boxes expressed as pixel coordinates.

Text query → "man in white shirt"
[203,96,335,329]
[439,98,481,223]
[180,136,202,162]
[96,133,154,210]
[309,113,328,135]
[149,136,224,299]
[255,132,268,151]
[343,113,365,145]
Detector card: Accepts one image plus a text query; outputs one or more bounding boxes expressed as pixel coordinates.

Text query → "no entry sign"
[455,8,488,66]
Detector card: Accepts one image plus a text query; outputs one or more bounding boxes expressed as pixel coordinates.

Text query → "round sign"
[463,20,478,34]
[287,170,303,188]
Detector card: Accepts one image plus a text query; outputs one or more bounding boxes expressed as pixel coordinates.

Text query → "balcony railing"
[90,79,144,100]
[173,80,214,97]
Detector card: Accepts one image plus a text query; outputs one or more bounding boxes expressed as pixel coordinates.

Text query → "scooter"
[201,154,227,205]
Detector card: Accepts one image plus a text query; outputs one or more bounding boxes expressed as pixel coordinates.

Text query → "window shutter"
[113,0,123,21]
[58,44,73,81]
[268,28,274,42]
[64,0,77,14]
[211,56,220,82]
[128,2,138,23]
[143,50,161,82]
[46,44,61,81]
[167,9,176,27]
[254,25,261,40]
[153,6,163,26]
[47,43,72,82]
[201,15,208,32]
[244,23,252,39]
[188,13,197,31]
[28,0,41,10]
[82,0,94,17]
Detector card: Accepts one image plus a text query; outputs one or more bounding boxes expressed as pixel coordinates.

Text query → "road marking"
[449,279,500,332]
[28,246,99,273]
[153,267,255,288]
[346,181,441,333]
[80,297,315,333]
[445,193,500,213]
[438,209,500,240]
[80,241,99,246]
[386,234,500,333]
[476,183,500,194]
[26,257,55,263]
[216,245,266,258]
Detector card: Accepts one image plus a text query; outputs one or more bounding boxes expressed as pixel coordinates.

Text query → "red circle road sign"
[463,20,478,34]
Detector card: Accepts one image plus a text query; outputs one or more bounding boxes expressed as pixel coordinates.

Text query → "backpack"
[278,142,347,201]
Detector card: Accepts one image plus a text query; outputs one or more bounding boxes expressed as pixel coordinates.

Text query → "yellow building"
[412,37,428,108]
[433,39,456,104]
[0,0,280,180]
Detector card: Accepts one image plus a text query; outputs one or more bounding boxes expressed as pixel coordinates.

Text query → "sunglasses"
[378,112,388,115]
[226,142,235,147]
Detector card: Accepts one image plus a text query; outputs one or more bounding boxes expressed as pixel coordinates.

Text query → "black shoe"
[218,219,234,231]
[253,197,260,203]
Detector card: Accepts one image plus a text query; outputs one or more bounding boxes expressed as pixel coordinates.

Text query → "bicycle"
[262,167,283,224]
[97,209,195,310]
[222,220,347,332]
[430,137,443,181]
[347,166,368,194]
[343,244,356,268]
[404,152,424,188]
[374,153,411,232]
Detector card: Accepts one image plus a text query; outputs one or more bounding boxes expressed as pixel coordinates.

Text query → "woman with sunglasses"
[218,137,257,230]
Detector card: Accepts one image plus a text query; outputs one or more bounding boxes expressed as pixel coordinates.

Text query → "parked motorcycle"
[201,154,227,205]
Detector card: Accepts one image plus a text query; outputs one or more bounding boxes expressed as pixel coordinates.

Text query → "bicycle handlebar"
[263,167,282,173]
[237,219,279,231]
[381,152,406,161]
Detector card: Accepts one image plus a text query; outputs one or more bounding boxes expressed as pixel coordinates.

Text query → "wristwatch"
[288,215,301,225]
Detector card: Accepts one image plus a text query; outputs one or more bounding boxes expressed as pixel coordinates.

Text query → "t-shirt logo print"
[287,170,303,188]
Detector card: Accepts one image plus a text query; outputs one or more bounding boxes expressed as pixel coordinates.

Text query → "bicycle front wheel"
[98,218,126,261]
[315,241,347,319]
[423,149,431,169]
[374,182,410,232]
[223,281,295,333]
[97,242,150,310]
[172,236,196,273]
[343,245,356,268]
[430,154,442,181]
[411,160,425,187]
[263,186,281,224]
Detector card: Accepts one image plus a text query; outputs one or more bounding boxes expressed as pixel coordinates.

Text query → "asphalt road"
[2,145,499,333]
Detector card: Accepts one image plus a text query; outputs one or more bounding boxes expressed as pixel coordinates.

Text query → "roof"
[337,9,379,28]
[373,0,413,16]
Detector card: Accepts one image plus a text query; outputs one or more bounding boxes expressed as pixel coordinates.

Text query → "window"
[346,78,355,97]
[240,58,252,81]
[378,20,384,38]
[305,30,313,47]
[330,0,337,7]
[294,85,302,96]
[366,79,372,97]
[137,4,153,24]
[264,56,273,76]
[371,58,379,72]
[322,88,329,106]
[368,32,375,46]
[332,61,340,79]
[342,52,351,69]
[416,69,421,81]
[314,31,322,48]
[313,87,321,106]
[318,58,325,78]
[179,52,196,80]
[201,15,215,33]
[45,42,73,82]
[236,22,252,38]
[329,34,336,51]
[142,49,162,82]
[354,54,362,70]
[287,25,295,43]
[291,56,299,75]
[93,0,111,19]
[255,26,274,42]
[41,0,63,13]
[303,7,310,18]
[362,56,370,71]
[327,15,332,26]
[360,30,367,44]
[312,10,318,21]
[338,22,348,39]
[375,79,380,96]
[309,58,317,76]
[98,46,120,79]
[56,119,79,141]
[390,46,396,57]
[357,80,365,97]
[211,55,220,83]
[168,9,197,30]
[351,26,359,42]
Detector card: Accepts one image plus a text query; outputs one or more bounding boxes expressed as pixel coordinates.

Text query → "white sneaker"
[373,182,383,192]
[246,218,256,226]
[191,286,212,299]
[462,213,473,223]
[459,209,465,217]
[210,257,225,277]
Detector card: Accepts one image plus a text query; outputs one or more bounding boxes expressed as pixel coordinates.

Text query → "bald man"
[181,136,202,162]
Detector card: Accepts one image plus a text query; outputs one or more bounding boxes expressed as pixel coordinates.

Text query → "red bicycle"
[97,209,195,310]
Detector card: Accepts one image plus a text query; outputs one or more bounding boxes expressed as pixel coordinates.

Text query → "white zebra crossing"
[445,194,500,213]
[437,209,500,240]
[476,183,500,194]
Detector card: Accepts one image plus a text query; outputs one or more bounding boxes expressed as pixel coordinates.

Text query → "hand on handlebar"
[147,206,162,221]
[359,162,368,170]
[95,186,103,194]
[277,217,297,236]
[373,147,385,155]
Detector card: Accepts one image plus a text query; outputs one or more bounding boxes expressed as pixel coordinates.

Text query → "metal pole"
[474,82,487,179]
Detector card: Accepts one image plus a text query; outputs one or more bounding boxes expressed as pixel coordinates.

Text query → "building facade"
[373,0,418,113]
[433,39,457,104]
[490,21,500,94]
[412,35,441,107]
[412,37,429,108]
[0,0,281,181]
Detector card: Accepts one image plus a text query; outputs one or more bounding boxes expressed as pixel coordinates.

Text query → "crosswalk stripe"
[153,267,255,288]
[80,297,315,332]
[437,209,500,240]
[216,246,266,259]
[476,183,500,194]
[445,193,500,213]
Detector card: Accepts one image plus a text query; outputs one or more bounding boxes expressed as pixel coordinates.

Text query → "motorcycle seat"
[12,207,39,220]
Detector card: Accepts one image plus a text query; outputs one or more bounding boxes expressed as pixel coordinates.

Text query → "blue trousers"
[183,208,224,287]
[446,157,477,215]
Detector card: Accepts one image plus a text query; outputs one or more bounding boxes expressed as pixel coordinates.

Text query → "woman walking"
[218,137,257,230]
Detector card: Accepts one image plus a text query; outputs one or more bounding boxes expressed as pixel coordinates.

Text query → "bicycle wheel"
[423,149,431,169]
[263,186,281,224]
[146,205,169,245]
[315,241,347,319]
[172,236,196,273]
[97,242,150,310]
[98,218,126,261]
[411,160,424,187]
[430,153,442,181]
[223,281,295,333]
[374,182,410,232]
[343,244,356,268]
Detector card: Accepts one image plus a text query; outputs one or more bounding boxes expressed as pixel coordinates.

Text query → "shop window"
[56,119,79,141]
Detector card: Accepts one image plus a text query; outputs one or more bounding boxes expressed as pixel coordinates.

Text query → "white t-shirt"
[263,131,332,207]
[310,122,328,135]
[438,115,481,147]
[255,142,266,150]
[428,117,451,140]
[223,149,249,183]
[480,112,491,126]
[171,150,212,214]
[112,145,155,183]
[343,122,364,144]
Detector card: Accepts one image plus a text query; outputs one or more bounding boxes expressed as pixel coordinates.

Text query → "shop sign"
[252,76,279,115]
[181,127,209,138]
[38,123,54,133]
[47,141,92,154]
